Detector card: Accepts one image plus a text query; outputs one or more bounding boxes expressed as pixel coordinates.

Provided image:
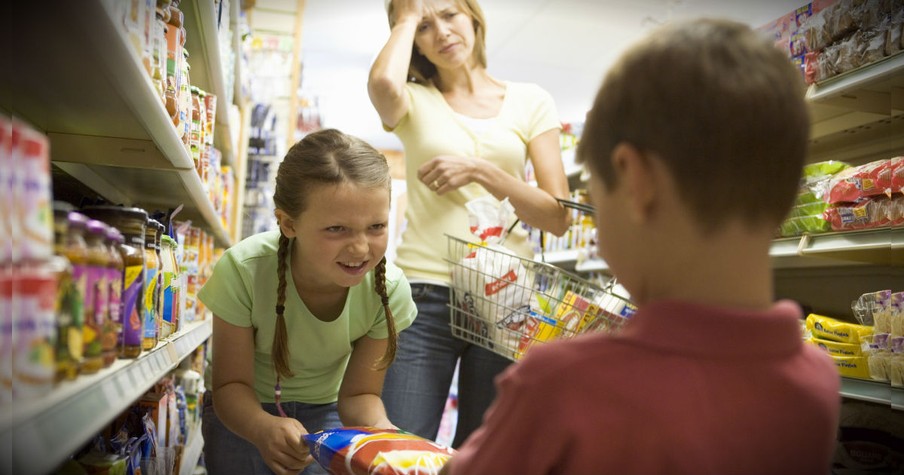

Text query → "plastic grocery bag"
[450,196,534,349]
[303,427,454,475]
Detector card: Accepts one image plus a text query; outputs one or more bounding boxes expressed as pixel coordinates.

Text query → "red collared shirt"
[450,299,840,475]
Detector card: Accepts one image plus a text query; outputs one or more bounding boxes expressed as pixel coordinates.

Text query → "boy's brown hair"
[577,18,810,232]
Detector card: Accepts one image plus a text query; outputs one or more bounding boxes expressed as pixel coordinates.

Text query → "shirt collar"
[613,299,805,357]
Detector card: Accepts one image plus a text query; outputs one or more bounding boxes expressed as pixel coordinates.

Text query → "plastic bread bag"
[303,427,454,475]
[806,313,874,344]
[890,337,904,388]
[451,196,535,348]
[851,289,891,329]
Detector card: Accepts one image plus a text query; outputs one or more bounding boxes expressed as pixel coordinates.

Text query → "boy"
[441,18,840,475]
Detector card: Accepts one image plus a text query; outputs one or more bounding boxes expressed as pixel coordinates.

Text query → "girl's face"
[287,181,390,293]
[413,0,476,70]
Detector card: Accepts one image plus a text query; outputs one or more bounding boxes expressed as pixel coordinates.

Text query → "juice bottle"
[80,206,148,359]
[81,219,109,374]
[51,202,81,381]
[103,227,124,367]
[160,234,180,338]
[142,219,161,350]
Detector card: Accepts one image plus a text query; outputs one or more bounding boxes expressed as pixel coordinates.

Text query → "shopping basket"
[445,234,637,362]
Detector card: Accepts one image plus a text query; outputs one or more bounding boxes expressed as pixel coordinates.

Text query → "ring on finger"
[431,180,440,190]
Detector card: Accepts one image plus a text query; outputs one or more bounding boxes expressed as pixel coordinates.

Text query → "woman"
[368,0,571,447]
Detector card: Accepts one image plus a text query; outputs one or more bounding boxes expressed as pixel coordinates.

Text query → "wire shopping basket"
[445,234,637,362]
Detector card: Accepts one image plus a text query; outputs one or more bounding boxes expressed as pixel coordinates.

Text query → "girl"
[368,0,571,447]
[198,129,417,475]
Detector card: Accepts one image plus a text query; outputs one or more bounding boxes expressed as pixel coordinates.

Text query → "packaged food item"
[890,337,904,388]
[831,355,872,380]
[81,219,110,374]
[807,337,863,357]
[13,264,57,398]
[852,289,891,330]
[825,159,892,204]
[806,313,873,344]
[14,119,54,262]
[451,197,533,350]
[144,219,162,350]
[865,333,892,381]
[51,202,82,381]
[81,206,148,359]
[303,427,454,475]
[104,227,124,367]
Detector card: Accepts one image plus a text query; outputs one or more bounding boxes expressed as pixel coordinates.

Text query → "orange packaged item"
[304,427,454,475]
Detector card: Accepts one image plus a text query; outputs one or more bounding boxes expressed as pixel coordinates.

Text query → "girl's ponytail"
[373,257,398,369]
[272,233,294,379]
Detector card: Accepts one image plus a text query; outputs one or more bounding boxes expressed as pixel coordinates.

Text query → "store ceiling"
[262,0,807,150]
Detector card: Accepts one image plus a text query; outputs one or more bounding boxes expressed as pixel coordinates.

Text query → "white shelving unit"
[4,0,235,247]
[183,0,236,167]
[840,378,904,412]
[1,320,212,475]
[2,1,241,473]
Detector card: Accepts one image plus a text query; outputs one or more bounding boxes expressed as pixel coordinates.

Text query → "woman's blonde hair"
[271,128,398,379]
[386,0,488,83]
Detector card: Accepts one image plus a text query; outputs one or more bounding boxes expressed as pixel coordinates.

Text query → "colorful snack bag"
[303,427,454,475]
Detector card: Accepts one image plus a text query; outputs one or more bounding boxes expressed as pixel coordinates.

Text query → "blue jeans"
[382,283,512,448]
[201,392,340,475]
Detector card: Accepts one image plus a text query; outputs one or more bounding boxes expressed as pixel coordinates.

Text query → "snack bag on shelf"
[806,313,873,344]
[303,427,454,475]
[451,197,534,349]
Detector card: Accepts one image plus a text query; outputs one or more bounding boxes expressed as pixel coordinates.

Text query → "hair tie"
[381,296,389,307]
[276,304,285,315]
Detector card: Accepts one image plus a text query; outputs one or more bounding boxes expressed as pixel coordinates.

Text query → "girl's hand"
[418,155,483,195]
[253,415,313,475]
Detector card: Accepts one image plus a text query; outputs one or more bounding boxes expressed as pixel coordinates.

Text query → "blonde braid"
[273,233,294,378]
[373,257,398,369]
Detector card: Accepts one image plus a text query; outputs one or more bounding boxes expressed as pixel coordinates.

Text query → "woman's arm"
[419,128,572,236]
[367,0,422,129]
[211,316,312,475]
[337,335,395,429]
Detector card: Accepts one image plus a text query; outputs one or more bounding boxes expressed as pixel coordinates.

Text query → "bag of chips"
[303,427,454,475]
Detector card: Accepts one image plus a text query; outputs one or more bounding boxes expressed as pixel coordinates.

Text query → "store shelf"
[807,52,904,165]
[183,0,237,166]
[575,258,609,273]
[771,228,903,269]
[840,378,904,411]
[2,0,233,247]
[1,319,212,475]
[541,249,580,266]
